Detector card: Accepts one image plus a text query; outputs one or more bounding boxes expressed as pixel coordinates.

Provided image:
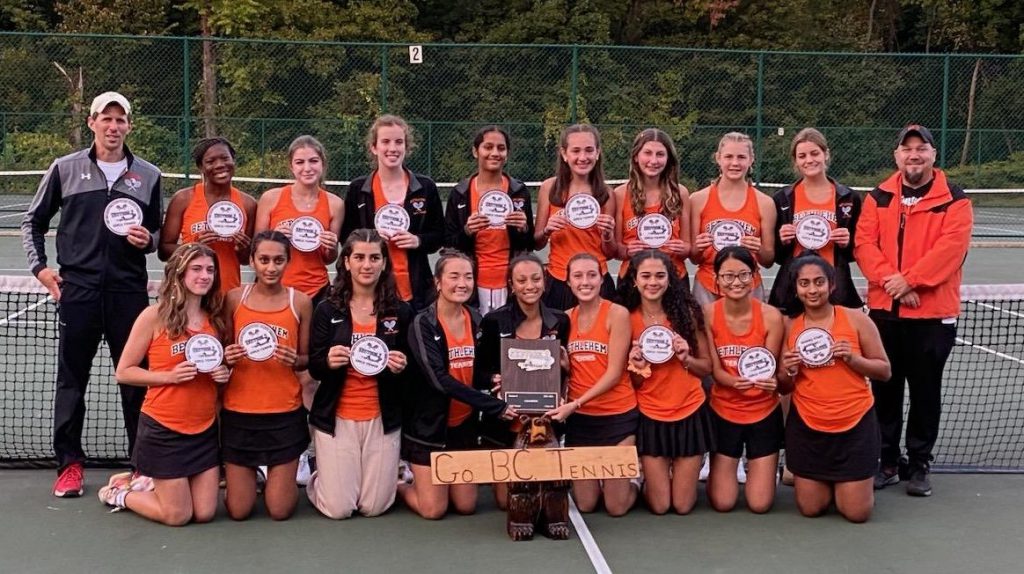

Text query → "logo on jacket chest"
[410,199,426,215]
[382,317,398,335]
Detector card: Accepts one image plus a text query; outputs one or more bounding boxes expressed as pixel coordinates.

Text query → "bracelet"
[786,368,798,377]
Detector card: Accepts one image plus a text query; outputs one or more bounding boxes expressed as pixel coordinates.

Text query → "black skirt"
[220,408,310,468]
[785,405,880,483]
[132,413,220,479]
[637,403,715,459]
[565,408,639,447]
[402,417,479,467]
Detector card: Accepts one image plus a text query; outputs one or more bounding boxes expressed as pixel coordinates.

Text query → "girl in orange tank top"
[618,250,714,516]
[614,129,691,283]
[102,243,230,525]
[534,124,618,311]
[703,246,785,514]
[221,231,313,521]
[689,132,776,305]
[159,138,257,293]
[254,135,343,300]
[544,253,638,517]
[778,254,891,523]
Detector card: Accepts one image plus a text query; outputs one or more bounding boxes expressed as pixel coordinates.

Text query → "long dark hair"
[158,243,227,340]
[549,124,610,207]
[326,228,399,317]
[616,250,704,353]
[783,253,838,318]
[506,253,545,311]
[627,128,683,219]
[249,230,291,262]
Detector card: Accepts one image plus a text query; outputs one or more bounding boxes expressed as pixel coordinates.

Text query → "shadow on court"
[1,470,1022,573]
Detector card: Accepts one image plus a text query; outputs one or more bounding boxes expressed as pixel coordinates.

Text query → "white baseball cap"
[90,91,132,117]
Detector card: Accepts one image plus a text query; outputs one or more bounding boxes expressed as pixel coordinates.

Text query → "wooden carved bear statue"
[507,415,570,541]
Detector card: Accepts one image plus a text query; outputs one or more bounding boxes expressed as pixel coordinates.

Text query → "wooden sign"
[500,338,561,413]
[430,446,639,485]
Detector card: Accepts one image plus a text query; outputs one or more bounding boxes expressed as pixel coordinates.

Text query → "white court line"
[0,295,51,326]
[957,337,1024,367]
[569,497,612,574]
[971,300,1024,320]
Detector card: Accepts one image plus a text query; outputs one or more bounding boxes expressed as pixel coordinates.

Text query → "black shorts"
[565,408,639,447]
[710,405,784,460]
[132,413,219,479]
[402,417,479,467]
[636,403,715,459]
[543,271,616,312]
[785,405,880,483]
[220,408,309,468]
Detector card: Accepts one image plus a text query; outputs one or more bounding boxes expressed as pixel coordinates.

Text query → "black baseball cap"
[896,124,935,148]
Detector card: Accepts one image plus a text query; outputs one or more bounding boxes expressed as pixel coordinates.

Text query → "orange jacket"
[854,169,973,319]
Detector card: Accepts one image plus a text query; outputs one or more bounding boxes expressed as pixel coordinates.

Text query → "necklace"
[574,305,598,335]
[294,189,318,210]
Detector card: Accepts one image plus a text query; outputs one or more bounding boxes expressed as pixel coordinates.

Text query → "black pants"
[870,313,956,469]
[54,284,149,472]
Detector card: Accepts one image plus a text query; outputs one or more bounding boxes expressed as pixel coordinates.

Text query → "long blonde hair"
[627,128,683,219]
[157,243,226,340]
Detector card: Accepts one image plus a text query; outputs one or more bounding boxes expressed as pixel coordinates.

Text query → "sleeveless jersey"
[696,184,763,291]
[567,300,636,416]
[629,310,704,422]
[547,195,608,281]
[708,299,779,424]
[372,172,414,302]
[336,319,381,421]
[619,194,686,279]
[268,185,332,297]
[141,321,219,434]
[440,308,476,427]
[792,181,837,266]
[180,183,245,293]
[788,306,873,433]
[224,286,302,414]
[470,175,512,289]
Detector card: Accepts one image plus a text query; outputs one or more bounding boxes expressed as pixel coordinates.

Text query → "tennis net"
[0,276,1022,471]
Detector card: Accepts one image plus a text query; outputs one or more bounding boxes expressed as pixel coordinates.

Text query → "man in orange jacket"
[854,125,973,497]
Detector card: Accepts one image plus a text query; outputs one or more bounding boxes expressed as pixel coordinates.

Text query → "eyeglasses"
[718,271,753,285]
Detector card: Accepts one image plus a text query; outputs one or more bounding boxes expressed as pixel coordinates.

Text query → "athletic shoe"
[53,463,84,498]
[698,455,710,481]
[296,452,313,486]
[97,472,134,511]
[129,470,154,492]
[906,466,932,497]
[256,466,268,494]
[736,459,747,484]
[397,460,414,485]
[874,465,900,490]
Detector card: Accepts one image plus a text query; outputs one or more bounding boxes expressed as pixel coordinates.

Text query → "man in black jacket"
[21,91,162,497]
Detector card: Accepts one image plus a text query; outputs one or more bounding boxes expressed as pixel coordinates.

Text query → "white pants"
[477,287,508,316]
[307,416,400,519]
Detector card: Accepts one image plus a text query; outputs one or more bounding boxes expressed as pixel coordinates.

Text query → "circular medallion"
[206,201,244,237]
[184,334,224,373]
[795,327,835,367]
[638,325,675,364]
[374,204,411,238]
[290,216,324,252]
[710,219,744,251]
[737,346,777,380]
[637,213,673,248]
[564,194,601,229]
[350,335,390,376]
[795,214,831,250]
[239,322,278,362]
[103,198,144,236]
[477,190,513,227]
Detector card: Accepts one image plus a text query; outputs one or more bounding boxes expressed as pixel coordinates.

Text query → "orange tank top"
[619,196,686,279]
[696,184,763,291]
[567,300,637,416]
[547,196,608,281]
[269,185,332,297]
[788,306,873,433]
[224,286,303,414]
[708,299,779,424]
[372,172,414,302]
[180,183,244,293]
[470,175,512,289]
[792,181,837,266]
[336,319,381,421]
[141,321,219,434]
[629,311,704,422]
[440,308,476,427]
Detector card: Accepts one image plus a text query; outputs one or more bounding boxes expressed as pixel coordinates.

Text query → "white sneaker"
[736,459,747,484]
[698,455,710,481]
[296,452,312,486]
[397,460,414,485]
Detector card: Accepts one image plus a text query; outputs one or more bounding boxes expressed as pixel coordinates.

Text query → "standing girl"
[534,124,617,311]
[704,246,785,513]
[689,132,776,306]
[160,137,257,294]
[101,244,229,525]
[342,115,444,311]
[546,253,638,516]
[221,231,313,520]
[614,128,691,286]
[779,254,890,523]
[306,229,414,519]
[402,249,518,519]
[444,126,534,314]
[618,250,714,515]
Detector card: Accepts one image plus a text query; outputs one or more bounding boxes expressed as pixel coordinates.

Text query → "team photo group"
[20,89,973,529]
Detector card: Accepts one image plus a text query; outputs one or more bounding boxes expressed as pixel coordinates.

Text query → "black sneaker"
[873,465,900,490]
[906,466,932,497]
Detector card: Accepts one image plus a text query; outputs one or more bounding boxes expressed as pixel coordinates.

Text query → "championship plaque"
[710,219,744,251]
[564,194,600,229]
[290,216,324,252]
[795,327,834,366]
[638,325,674,364]
[478,190,513,227]
[795,214,831,250]
[206,201,244,237]
[500,339,560,413]
[737,346,776,380]
[637,213,672,248]
[103,198,144,236]
[184,334,224,373]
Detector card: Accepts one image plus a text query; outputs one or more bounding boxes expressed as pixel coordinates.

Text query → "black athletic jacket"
[21,145,161,292]
[404,303,506,448]
[769,178,863,313]
[341,170,444,310]
[443,174,535,257]
[308,297,415,435]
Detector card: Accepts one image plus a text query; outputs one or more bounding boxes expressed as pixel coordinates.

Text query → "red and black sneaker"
[53,462,84,498]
